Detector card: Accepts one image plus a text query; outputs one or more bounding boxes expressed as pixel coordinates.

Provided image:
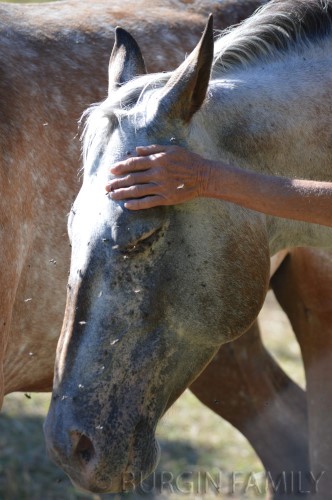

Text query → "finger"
[124,195,165,210]
[136,145,167,156]
[107,171,154,191]
[110,156,153,175]
[110,183,159,200]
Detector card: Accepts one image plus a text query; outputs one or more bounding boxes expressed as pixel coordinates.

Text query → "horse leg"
[271,248,332,499]
[190,319,309,497]
[0,252,22,408]
[0,191,33,406]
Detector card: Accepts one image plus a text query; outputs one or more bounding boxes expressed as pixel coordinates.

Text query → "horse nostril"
[70,431,96,464]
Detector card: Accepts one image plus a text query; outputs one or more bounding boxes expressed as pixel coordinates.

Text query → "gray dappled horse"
[45,0,332,497]
[3,0,312,495]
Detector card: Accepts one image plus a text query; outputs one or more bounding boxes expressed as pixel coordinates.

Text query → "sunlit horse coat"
[2,0,306,491]
[45,0,332,498]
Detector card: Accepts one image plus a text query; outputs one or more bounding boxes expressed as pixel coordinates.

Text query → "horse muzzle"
[44,402,160,493]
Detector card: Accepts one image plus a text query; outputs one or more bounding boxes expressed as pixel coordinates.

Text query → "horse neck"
[194,41,332,254]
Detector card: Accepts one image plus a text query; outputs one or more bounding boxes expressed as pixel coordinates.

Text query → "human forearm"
[107,144,332,227]
[203,162,332,227]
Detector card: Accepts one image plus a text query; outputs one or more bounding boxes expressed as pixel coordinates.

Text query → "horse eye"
[126,227,163,253]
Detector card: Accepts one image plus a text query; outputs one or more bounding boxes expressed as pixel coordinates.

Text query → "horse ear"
[108,27,147,93]
[158,15,214,123]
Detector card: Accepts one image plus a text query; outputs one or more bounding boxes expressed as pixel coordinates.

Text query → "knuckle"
[153,165,162,175]
[127,158,136,168]
[130,185,142,196]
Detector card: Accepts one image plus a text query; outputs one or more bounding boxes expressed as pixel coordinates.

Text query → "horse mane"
[213,0,332,75]
[82,0,332,162]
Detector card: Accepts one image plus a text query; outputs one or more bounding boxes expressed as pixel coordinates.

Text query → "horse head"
[44,19,270,493]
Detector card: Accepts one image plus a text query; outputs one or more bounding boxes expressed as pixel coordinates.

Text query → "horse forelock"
[81,104,114,170]
[213,0,332,75]
[81,72,172,167]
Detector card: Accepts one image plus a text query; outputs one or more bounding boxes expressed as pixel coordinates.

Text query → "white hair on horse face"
[80,105,114,174]
[81,71,172,164]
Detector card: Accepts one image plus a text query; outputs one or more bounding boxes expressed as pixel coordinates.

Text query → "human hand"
[106,145,209,210]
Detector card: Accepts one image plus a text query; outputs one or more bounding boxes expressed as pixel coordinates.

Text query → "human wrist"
[196,158,215,197]
[198,160,247,202]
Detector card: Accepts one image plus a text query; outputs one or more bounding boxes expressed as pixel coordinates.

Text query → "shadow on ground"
[0,413,226,500]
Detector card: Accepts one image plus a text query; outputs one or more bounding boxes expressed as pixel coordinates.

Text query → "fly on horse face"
[44,0,332,496]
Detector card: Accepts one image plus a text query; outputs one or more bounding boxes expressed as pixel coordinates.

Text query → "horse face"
[45,23,270,493]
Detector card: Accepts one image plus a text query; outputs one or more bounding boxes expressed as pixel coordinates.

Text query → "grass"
[0,291,305,500]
